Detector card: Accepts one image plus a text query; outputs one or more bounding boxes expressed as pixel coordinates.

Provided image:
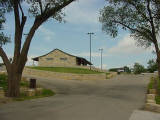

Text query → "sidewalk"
[129,110,160,120]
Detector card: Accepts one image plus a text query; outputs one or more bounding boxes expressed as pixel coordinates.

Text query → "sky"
[1,0,156,69]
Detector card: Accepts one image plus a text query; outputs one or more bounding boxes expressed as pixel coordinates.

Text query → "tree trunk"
[154,42,160,79]
[157,54,160,79]
[7,66,22,97]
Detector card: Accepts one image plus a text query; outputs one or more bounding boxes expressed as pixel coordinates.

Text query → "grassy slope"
[29,67,103,74]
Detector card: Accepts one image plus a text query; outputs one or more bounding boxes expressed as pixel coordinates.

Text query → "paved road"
[0,74,151,120]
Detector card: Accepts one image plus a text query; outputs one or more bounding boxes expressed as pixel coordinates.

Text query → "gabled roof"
[32,49,92,65]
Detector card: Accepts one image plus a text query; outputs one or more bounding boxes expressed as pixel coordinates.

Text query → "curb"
[145,89,160,113]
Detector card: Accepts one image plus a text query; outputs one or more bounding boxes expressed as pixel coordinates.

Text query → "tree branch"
[147,0,157,43]
[18,18,42,72]
[40,0,76,22]
[18,0,76,72]
[13,0,22,64]
[0,47,10,71]
[18,2,24,17]
[127,1,149,21]
[38,0,43,15]
[113,20,154,42]
[44,3,50,13]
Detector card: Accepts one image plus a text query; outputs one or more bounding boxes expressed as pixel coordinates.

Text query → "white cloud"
[77,51,108,57]
[77,52,100,57]
[77,35,153,59]
[97,64,107,69]
[64,0,101,24]
[38,26,55,42]
[107,35,153,56]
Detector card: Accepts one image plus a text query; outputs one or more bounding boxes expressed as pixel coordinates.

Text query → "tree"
[0,8,10,47]
[124,66,131,73]
[133,63,146,74]
[0,0,75,97]
[99,0,160,78]
[147,59,158,72]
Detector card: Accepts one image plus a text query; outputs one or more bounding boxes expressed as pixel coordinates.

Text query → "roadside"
[0,73,54,104]
[0,74,152,120]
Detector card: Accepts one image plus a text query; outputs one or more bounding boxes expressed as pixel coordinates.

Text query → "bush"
[133,63,146,74]
[148,76,160,104]
[124,66,131,73]
[0,74,8,92]
[109,68,118,72]
[147,59,158,73]
[42,89,54,96]
[156,96,160,104]
[148,77,155,89]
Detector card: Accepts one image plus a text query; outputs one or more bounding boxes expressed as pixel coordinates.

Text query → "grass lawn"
[29,67,103,74]
[0,74,55,101]
[14,89,54,101]
[148,76,160,104]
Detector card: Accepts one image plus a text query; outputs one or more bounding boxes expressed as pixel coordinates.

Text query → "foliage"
[106,72,111,79]
[99,0,160,47]
[124,66,131,73]
[0,73,7,92]
[0,0,73,22]
[0,8,10,47]
[148,77,156,89]
[147,59,158,73]
[133,63,146,74]
[148,76,160,104]
[41,89,54,97]
[0,73,54,101]
[0,0,75,97]
[156,96,160,104]
[29,67,103,74]
[148,76,160,93]
[109,68,118,72]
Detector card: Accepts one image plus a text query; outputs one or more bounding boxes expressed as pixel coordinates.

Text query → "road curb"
[145,89,160,113]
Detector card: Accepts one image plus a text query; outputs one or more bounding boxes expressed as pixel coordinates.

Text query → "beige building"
[32,49,92,67]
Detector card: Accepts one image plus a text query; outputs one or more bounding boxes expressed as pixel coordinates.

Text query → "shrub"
[0,74,8,92]
[148,77,155,89]
[133,63,146,74]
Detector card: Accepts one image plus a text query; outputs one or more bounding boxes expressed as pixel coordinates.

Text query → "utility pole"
[99,48,103,70]
[87,32,94,70]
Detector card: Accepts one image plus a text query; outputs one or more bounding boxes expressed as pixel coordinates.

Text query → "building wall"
[38,49,77,67]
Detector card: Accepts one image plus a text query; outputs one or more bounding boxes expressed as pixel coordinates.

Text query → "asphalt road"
[0,74,151,120]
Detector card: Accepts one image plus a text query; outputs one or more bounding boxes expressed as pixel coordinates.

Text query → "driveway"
[0,74,151,120]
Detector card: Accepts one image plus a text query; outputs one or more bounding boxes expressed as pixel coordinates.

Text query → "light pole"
[99,48,103,70]
[87,32,94,70]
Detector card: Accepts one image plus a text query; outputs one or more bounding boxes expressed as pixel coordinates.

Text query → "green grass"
[148,76,160,104]
[106,72,111,79]
[29,67,103,74]
[148,77,155,89]
[156,96,160,104]
[0,74,8,92]
[14,89,55,101]
[0,74,55,101]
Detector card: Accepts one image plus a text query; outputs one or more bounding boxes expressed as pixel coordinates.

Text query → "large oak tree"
[0,0,75,97]
[99,0,160,77]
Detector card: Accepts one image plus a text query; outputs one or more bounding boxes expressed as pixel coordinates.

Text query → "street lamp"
[99,48,103,70]
[87,32,94,70]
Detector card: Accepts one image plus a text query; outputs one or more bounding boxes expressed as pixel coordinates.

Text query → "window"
[46,58,53,60]
[60,58,67,60]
